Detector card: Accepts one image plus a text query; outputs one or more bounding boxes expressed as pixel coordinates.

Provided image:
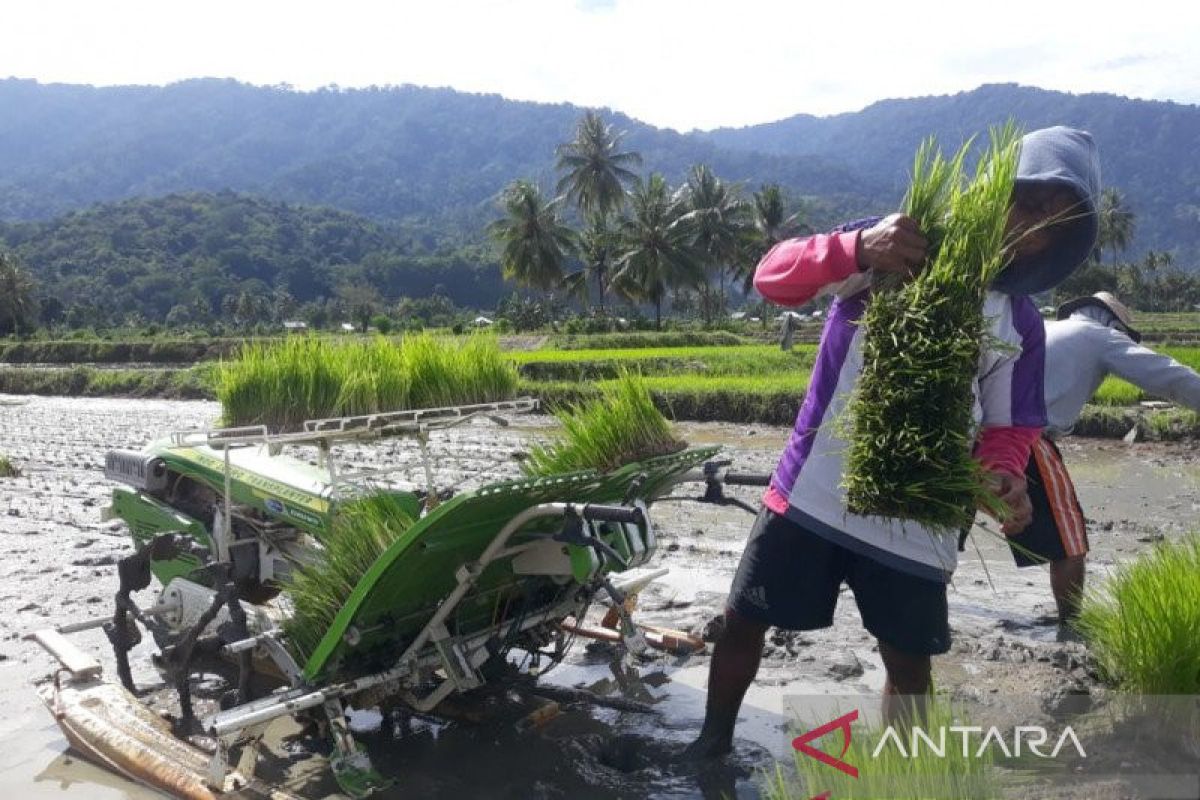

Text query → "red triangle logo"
[792,709,860,779]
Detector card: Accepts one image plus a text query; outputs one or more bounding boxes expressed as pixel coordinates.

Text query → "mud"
[1,395,1198,798]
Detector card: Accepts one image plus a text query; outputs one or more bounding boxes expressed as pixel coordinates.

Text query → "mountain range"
[1,78,1198,298]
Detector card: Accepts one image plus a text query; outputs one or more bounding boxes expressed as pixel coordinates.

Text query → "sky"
[4,0,1198,132]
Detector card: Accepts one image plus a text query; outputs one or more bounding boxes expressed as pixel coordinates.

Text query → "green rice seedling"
[0,454,18,478]
[1145,408,1200,440]
[217,337,346,430]
[216,334,517,429]
[1091,376,1144,406]
[764,696,1001,799]
[282,493,414,661]
[523,372,685,476]
[333,336,411,417]
[845,125,1021,529]
[428,333,520,407]
[1076,533,1200,695]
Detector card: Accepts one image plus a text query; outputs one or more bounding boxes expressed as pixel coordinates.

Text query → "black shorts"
[727,509,950,656]
[1008,438,1089,568]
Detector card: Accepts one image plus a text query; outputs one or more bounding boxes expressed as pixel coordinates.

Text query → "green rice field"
[3,335,1200,437]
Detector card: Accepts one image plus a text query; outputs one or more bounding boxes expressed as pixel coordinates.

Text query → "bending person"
[1004,290,1200,623]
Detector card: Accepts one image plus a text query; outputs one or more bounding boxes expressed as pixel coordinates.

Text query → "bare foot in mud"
[677,732,733,762]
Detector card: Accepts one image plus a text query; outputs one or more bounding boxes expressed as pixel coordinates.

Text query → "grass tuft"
[523,372,685,476]
[281,493,415,661]
[845,125,1021,529]
[0,454,18,478]
[1076,533,1200,695]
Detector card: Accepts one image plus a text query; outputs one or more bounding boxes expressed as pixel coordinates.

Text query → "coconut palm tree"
[752,184,807,248]
[555,111,642,219]
[556,111,642,309]
[1096,187,1136,265]
[572,214,618,309]
[0,252,37,336]
[488,181,577,293]
[678,165,751,323]
[612,174,704,329]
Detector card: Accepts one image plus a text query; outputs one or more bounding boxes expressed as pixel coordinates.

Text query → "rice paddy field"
[5,333,1200,437]
[2,394,1198,799]
[3,319,1200,800]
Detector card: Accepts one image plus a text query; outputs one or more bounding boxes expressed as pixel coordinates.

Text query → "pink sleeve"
[975,426,1042,478]
[762,484,790,514]
[753,230,862,307]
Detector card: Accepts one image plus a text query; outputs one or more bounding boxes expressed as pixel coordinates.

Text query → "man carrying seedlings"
[1001,290,1200,624]
[683,127,1100,760]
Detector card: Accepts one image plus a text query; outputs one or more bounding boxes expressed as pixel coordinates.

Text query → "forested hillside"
[0,78,875,225]
[704,83,1200,262]
[0,192,504,322]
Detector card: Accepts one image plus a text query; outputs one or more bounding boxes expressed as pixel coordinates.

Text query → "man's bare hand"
[857,214,928,274]
[985,472,1032,536]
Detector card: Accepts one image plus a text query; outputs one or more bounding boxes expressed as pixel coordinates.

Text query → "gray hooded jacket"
[991,126,1101,295]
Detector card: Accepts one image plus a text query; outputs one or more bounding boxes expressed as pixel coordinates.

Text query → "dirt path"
[1,396,1196,798]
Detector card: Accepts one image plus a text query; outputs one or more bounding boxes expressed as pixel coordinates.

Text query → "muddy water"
[1,395,1197,799]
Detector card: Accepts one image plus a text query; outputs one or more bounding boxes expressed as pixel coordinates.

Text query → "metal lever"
[697,460,764,515]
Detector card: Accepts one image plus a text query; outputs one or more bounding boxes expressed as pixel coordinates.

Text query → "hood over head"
[991,126,1100,295]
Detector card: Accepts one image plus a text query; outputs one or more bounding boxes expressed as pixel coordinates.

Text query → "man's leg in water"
[878,641,932,726]
[682,509,847,760]
[848,549,948,726]
[683,608,770,758]
[1050,554,1086,622]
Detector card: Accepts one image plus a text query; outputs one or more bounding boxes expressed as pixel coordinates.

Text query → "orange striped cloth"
[1031,438,1088,556]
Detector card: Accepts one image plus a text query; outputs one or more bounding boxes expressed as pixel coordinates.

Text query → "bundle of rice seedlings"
[0,454,18,478]
[333,337,411,418]
[523,372,685,477]
[216,333,518,429]
[1076,533,1200,695]
[281,493,414,661]
[216,336,345,431]
[844,125,1020,529]
[404,333,517,409]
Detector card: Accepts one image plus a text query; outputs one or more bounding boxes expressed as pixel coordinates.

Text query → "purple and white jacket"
[755,221,1046,582]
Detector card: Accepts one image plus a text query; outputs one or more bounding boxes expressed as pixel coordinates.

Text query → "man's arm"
[753,214,926,307]
[1099,327,1200,411]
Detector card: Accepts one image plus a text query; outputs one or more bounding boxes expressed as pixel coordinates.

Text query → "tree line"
[489,112,808,329]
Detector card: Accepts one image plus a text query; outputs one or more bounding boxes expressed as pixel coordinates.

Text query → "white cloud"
[2,0,1198,130]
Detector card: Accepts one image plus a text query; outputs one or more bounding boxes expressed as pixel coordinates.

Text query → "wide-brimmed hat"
[1056,291,1141,342]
